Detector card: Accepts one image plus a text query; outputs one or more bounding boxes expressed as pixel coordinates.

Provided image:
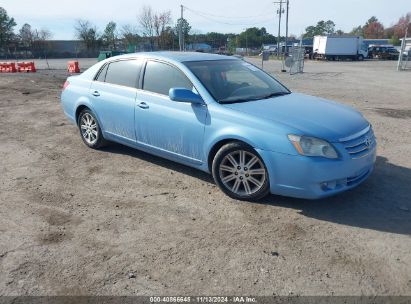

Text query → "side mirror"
[169,88,204,105]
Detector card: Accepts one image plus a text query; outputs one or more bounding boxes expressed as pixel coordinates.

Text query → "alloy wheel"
[218,150,267,196]
[80,113,98,145]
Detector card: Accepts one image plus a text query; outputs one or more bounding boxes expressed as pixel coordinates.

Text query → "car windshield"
[183,59,290,103]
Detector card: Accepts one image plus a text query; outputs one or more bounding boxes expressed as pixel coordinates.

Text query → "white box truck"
[313,36,368,61]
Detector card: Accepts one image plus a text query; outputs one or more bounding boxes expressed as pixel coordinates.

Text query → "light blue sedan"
[61,52,376,200]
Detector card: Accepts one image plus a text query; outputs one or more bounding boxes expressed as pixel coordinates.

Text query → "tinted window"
[105,60,142,88]
[143,61,193,95]
[96,64,108,82]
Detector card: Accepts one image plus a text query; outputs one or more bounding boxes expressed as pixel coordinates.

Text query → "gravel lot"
[0,58,410,296]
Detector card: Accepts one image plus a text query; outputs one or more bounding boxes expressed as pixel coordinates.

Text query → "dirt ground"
[0,58,410,296]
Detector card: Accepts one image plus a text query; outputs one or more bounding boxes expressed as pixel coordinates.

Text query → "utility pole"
[245,28,248,56]
[397,23,409,71]
[274,1,285,57]
[285,0,289,56]
[179,5,184,51]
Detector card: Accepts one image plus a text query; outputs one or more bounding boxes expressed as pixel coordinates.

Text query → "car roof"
[111,51,237,63]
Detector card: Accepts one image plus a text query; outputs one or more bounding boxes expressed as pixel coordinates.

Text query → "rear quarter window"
[104,59,143,88]
[96,64,108,82]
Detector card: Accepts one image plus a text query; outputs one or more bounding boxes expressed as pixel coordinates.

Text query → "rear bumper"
[257,146,377,199]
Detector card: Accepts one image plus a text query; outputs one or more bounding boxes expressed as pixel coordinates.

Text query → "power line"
[183,6,274,20]
[183,6,274,27]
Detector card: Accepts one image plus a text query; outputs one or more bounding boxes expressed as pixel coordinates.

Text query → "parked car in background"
[368,46,400,60]
[61,52,376,201]
[402,49,411,60]
[304,46,313,59]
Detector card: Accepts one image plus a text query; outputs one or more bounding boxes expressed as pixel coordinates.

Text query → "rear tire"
[78,109,106,149]
[212,142,270,201]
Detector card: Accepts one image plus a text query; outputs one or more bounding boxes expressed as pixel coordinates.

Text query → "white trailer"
[313,36,368,61]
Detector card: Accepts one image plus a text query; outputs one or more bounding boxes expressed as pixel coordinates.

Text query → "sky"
[2,0,410,40]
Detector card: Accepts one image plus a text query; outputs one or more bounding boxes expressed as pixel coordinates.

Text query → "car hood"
[222,92,369,142]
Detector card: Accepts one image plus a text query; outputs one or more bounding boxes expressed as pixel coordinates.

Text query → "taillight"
[62,80,70,91]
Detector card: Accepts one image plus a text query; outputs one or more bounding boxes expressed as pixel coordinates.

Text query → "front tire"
[212,142,270,201]
[78,109,106,149]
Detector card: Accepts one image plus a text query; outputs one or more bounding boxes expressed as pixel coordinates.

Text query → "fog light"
[321,180,338,191]
[327,181,337,189]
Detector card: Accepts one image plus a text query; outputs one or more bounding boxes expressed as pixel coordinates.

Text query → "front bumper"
[257,145,377,199]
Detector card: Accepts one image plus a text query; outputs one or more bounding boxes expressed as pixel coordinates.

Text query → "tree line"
[1,7,54,58]
[1,5,410,59]
[0,5,279,58]
[303,14,411,45]
[72,6,279,55]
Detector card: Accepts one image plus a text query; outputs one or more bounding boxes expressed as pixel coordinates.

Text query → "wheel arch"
[75,105,90,125]
[74,101,102,129]
[207,137,257,173]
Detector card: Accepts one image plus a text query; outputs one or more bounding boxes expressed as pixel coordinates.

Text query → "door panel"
[89,59,143,143]
[135,60,207,162]
[90,82,137,142]
[135,91,207,162]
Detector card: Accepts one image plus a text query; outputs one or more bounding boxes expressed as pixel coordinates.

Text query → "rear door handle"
[92,90,100,97]
[138,102,149,109]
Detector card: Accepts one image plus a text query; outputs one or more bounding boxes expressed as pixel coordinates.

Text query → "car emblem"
[364,137,371,148]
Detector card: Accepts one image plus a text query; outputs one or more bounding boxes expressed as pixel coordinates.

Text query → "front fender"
[203,127,299,172]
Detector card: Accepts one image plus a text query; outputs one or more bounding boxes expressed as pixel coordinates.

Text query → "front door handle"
[92,90,100,97]
[138,102,149,109]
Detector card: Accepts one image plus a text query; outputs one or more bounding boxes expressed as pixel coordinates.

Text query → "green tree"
[304,20,335,37]
[227,35,237,53]
[19,23,34,57]
[237,27,276,48]
[350,25,364,37]
[102,21,118,50]
[0,7,17,52]
[159,26,175,50]
[365,16,379,27]
[388,36,401,46]
[174,18,191,48]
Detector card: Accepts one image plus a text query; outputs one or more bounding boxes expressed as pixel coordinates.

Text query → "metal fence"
[288,46,305,75]
[397,30,411,71]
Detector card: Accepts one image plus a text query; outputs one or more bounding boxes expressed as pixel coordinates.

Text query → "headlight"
[288,135,338,159]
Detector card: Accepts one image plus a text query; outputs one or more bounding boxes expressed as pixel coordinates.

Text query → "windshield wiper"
[219,91,291,104]
[259,91,291,99]
[219,98,255,104]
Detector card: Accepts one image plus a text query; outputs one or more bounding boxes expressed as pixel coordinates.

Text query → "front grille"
[341,126,376,159]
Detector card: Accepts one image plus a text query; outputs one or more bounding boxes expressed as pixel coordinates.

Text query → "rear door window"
[104,60,142,88]
[143,61,193,96]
